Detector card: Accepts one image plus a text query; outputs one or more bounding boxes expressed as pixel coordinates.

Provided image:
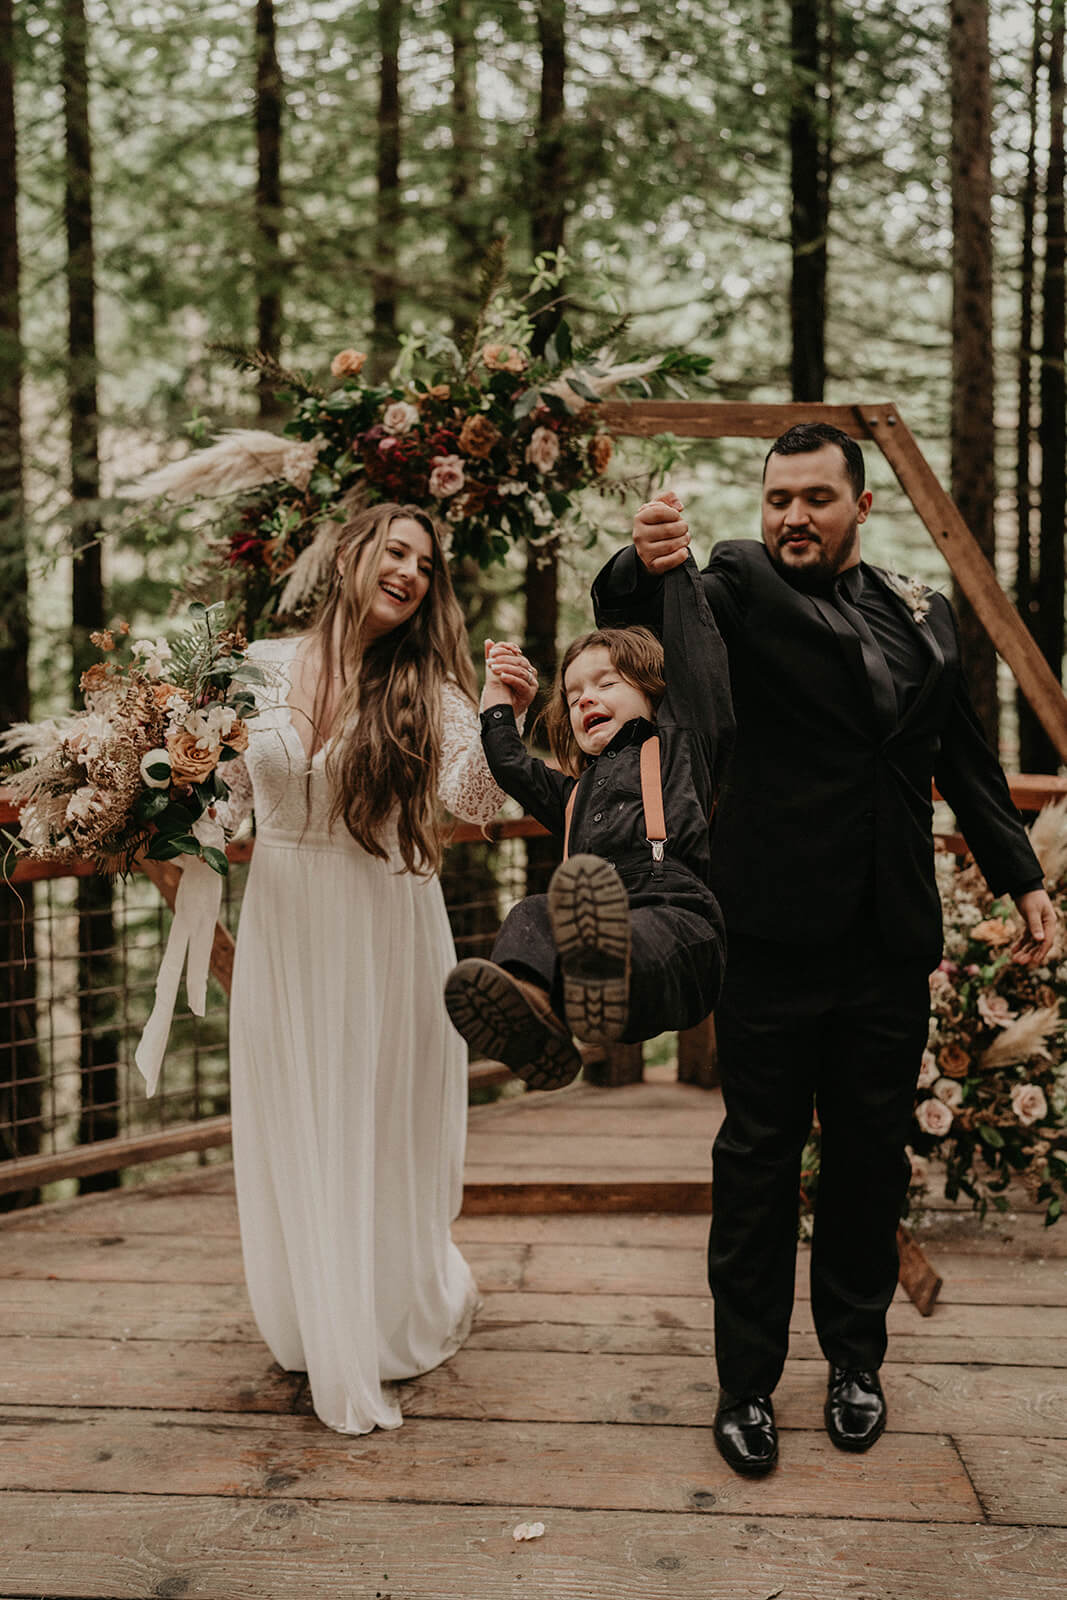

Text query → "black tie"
[833,569,899,731]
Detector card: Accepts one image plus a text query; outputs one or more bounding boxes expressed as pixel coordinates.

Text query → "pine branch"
[459,237,510,367]
[208,343,326,400]
[571,312,633,365]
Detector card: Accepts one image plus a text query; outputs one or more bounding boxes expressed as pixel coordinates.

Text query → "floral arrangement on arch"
[1,603,260,879]
[802,799,1067,1229]
[126,246,709,631]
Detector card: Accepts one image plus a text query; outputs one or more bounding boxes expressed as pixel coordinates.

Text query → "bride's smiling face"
[354,517,436,640]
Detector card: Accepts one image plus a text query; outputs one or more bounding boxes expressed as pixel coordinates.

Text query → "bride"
[219,502,533,1432]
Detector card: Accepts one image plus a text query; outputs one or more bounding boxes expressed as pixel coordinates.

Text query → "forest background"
[0,0,1065,1199]
[0,0,1065,761]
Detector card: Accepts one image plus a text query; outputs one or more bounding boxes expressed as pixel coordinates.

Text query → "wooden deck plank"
[396,1350,1067,1437]
[3,1281,1059,1370]
[463,1134,717,1170]
[957,1436,1067,1526]
[2,1494,1065,1600]
[0,1407,981,1522]
[0,1336,304,1415]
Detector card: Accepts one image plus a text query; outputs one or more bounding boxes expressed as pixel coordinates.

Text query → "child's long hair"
[305,502,478,875]
[541,627,665,779]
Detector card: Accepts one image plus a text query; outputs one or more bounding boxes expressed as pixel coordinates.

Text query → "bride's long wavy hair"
[305,502,477,875]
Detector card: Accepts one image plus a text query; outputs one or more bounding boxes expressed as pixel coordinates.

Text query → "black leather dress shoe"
[824,1366,886,1452]
[713,1393,778,1476]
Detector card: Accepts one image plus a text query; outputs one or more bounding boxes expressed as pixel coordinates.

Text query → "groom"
[593,422,1056,1474]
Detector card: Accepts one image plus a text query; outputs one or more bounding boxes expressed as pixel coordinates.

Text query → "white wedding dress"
[221,635,505,1433]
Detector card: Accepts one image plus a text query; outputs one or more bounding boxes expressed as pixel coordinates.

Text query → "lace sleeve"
[213,753,254,837]
[438,679,509,824]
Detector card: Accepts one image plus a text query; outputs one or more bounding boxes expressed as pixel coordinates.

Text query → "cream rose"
[428,454,465,498]
[330,348,367,379]
[1011,1082,1049,1126]
[933,1077,964,1109]
[916,1050,939,1089]
[916,1096,954,1137]
[139,748,172,789]
[382,401,419,436]
[526,425,560,474]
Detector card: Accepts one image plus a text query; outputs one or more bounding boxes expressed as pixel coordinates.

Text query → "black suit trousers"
[708,917,931,1397]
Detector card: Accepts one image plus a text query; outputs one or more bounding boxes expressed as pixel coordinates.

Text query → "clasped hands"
[481,639,539,715]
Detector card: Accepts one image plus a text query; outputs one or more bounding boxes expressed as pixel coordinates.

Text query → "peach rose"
[938,1042,971,1079]
[916,1096,954,1137]
[458,414,501,459]
[480,343,526,374]
[977,992,1018,1028]
[1011,1082,1049,1126]
[526,425,560,474]
[428,454,465,498]
[167,728,222,785]
[972,918,1014,948]
[933,1076,964,1109]
[589,434,614,475]
[330,348,367,379]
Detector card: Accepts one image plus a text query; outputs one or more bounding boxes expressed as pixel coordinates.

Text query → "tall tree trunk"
[446,0,481,338]
[789,0,830,401]
[254,0,283,419]
[0,0,41,1209]
[371,0,401,376]
[948,0,998,742]
[529,0,567,359]
[1035,0,1067,769]
[1017,1,1045,771]
[525,0,567,899]
[62,0,118,1190]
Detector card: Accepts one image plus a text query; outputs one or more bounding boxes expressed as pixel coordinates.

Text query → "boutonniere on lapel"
[881,570,932,625]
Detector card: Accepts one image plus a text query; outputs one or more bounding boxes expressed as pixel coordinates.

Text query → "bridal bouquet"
[802,801,1067,1229]
[126,246,709,629]
[2,602,258,879]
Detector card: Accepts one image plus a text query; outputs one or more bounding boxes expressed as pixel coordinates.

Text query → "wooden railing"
[2,775,1065,1198]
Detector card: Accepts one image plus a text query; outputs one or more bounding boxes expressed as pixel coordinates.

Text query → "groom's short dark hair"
[764,423,866,498]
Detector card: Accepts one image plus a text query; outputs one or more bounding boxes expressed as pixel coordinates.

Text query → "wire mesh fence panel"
[0,824,552,1203]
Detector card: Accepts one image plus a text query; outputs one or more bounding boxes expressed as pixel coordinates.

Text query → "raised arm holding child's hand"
[480,640,538,715]
[633,489,692,574]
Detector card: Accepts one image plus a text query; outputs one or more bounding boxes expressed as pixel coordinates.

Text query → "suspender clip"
[649,838,665,863]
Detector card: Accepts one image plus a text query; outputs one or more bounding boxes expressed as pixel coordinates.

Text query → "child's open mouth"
[583,712,610,733]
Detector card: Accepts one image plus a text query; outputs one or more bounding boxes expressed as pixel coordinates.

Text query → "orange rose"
[166,728,221,785]
[937,1042,971,1079]
[458,414,501,459]
[152,682,185,707]
[330,348,367,379]
[589,434,614,475]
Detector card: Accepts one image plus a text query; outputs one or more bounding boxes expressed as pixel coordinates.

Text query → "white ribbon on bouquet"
[135,815,227,1096]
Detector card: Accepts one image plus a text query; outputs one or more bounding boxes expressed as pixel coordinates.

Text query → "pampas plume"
[277,521,343,616]
[1028,796,1067,889]
[123,430,295,503]
[979,1005,1063,1070]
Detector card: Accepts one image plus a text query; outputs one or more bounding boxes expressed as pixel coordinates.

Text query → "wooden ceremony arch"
[597,398,1067,762]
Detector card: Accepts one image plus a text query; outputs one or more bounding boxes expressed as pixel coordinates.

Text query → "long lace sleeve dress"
[223,636,506,1433]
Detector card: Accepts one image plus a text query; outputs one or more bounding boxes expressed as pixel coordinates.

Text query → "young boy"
[445,550,735,1089]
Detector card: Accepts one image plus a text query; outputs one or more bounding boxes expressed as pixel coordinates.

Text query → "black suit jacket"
[593,538,1042,968]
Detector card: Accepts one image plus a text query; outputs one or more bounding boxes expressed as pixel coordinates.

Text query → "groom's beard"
[766,520,860,594]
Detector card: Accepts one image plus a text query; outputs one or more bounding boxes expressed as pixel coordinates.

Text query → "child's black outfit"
[481,556,735,1044]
